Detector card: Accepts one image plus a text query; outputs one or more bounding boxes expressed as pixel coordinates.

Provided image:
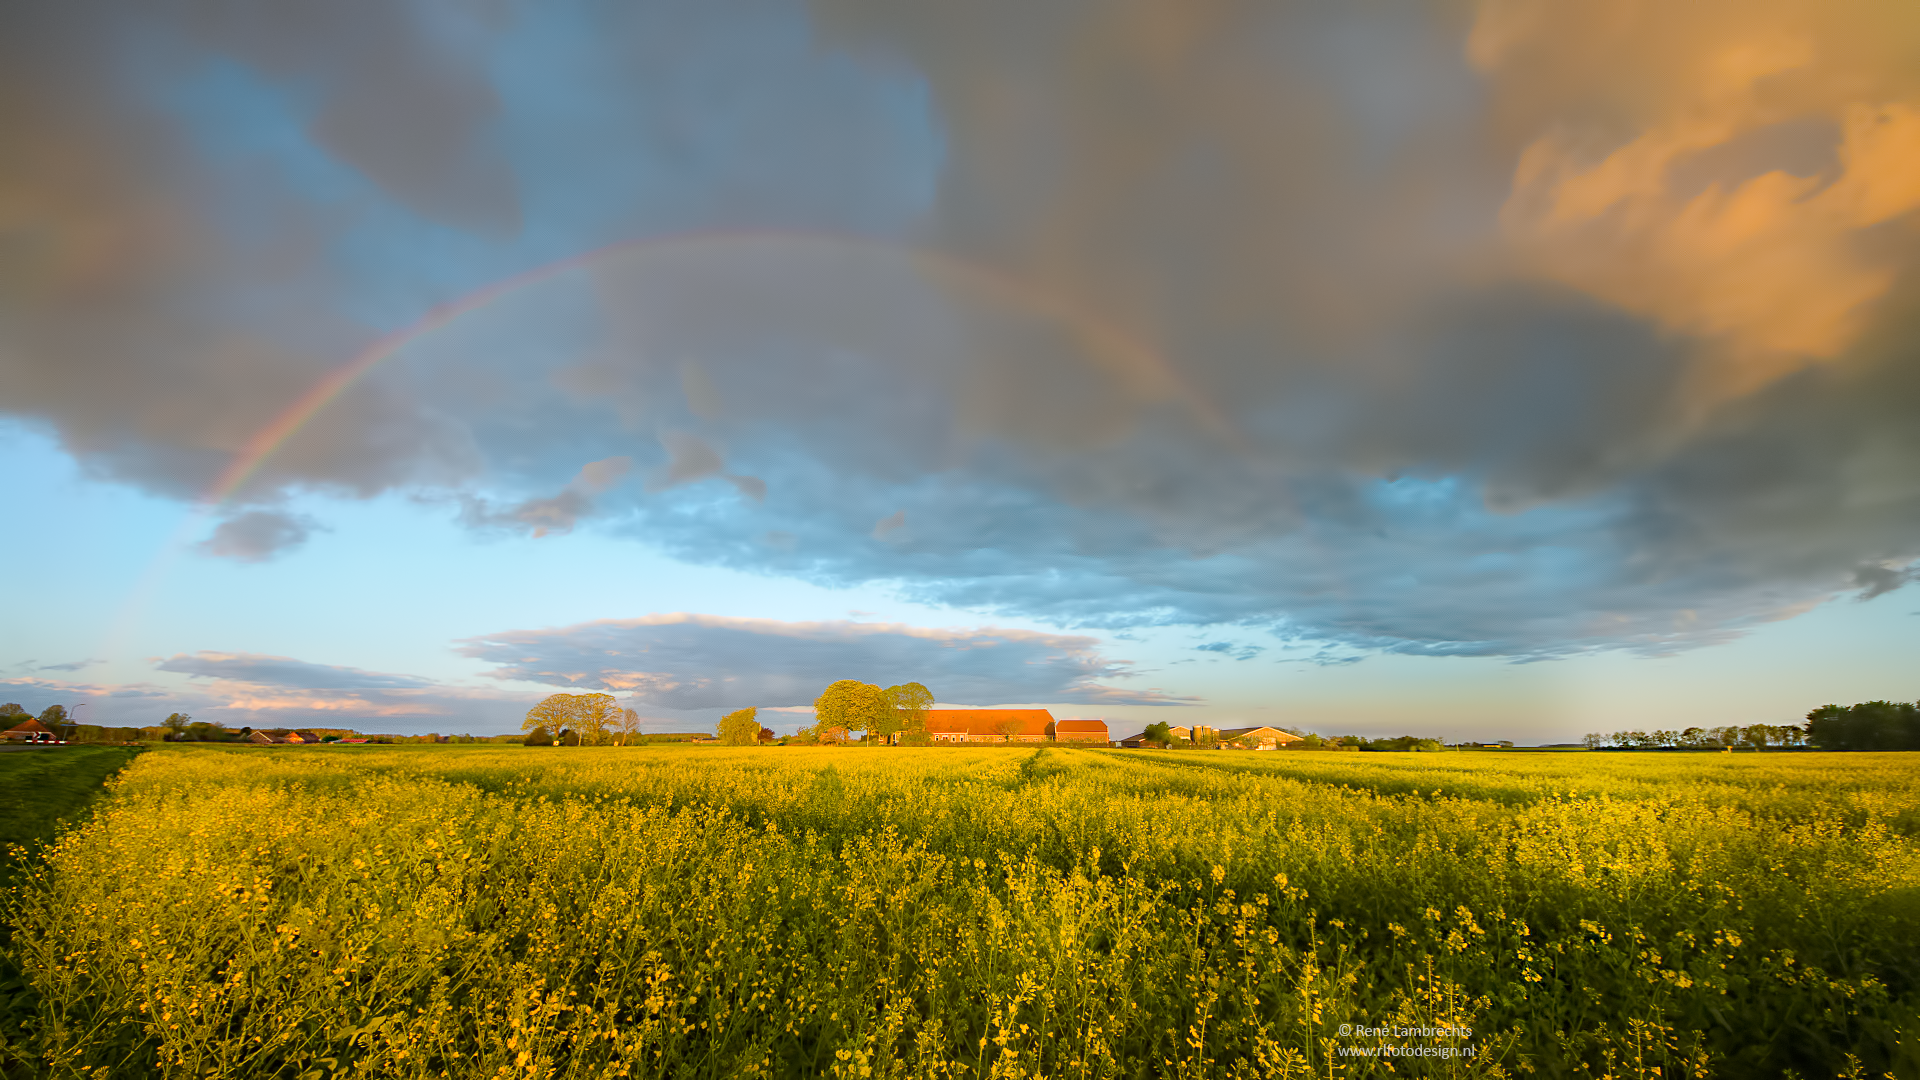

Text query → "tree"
[523,693,621,745]
[39,705,68,726]
[524,696,574,738]
[1806,701,1920,751]
[1143,721,1173,748]
[0,703,25,719]
[524,725,554,747]
[616,707,642,747]
[718,707,761,746]
[162,713,191,739]
[880,683,933,746]
[573,695,621,745]
[813,681,891,743]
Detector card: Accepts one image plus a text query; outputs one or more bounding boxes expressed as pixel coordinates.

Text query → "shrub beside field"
[2,746,1916,1078]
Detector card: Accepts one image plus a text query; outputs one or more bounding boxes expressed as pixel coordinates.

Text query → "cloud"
[1482,8,1920,402]
[460,456,632,536]
[146,650,480,719]
[456,613,1196,710]
[155,651,436,690]
[0,0,937,502]
[644,432,766,501]
[9,658,103,674]
[196,510,322,562]
[1195,642,1263,661]
[4,0,1919,661]
[0,669,526,730]
[1852,562,1918,601]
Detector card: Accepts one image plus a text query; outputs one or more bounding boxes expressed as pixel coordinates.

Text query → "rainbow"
[198,229,1225,507]
[102,230,1231,666]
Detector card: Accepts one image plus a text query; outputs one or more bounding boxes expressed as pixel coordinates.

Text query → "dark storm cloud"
[4,0,1918,658]
[156,651,435,690]
[456,614,1196,710]
[0,0,937,502]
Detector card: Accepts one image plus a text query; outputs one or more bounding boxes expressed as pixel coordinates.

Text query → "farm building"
[249,729,323,744]
[1053,719,1110,743]
[925,709,1054,743]
[2,718,60,742]
[1216,726,1301,750]
[1118,725,1303,749]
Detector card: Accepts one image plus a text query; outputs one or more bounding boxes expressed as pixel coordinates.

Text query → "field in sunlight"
[3,744,1915,1078]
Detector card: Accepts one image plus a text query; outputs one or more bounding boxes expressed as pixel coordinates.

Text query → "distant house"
[1053,718,1109,744]
[285,731,322,744]
[925,709,1054,743]
[248,730,287,745]
[1117,731,1165,749]
[2,718,61,743]
[1217,726,1301,750]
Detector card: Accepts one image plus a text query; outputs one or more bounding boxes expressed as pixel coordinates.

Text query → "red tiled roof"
[3,719,53,735]
[924,709,1054,737]
[1055,719,1108,735]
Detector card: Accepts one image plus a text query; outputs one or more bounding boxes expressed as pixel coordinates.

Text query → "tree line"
[1580,724,1806,750]
[0,705,502,744]
[720,681,936,746]
[1582,702,1920,751]
[518,681,939,748]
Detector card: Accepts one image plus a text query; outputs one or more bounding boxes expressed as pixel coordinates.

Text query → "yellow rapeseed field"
[2,745,1915,1078]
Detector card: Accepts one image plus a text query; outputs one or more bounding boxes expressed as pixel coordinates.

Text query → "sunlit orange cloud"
[210,693,443,717]
[1480,0,1920,398]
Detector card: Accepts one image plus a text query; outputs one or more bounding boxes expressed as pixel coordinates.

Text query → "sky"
[3,0,1917,741]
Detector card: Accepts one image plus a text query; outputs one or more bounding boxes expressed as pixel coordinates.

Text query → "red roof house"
[1053,718,1110,743]
[2,718,58,741]
[925,709,1055,743]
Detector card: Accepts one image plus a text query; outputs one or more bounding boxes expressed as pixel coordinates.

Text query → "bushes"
[1348,735,1448,752]
[523,725,553,747]
[67,725,144,744]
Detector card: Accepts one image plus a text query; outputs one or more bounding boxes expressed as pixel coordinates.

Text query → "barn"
[924,709,1054,743]
[1053,718,1110,744]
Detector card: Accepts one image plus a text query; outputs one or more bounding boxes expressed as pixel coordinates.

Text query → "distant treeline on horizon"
[1583,700,1920,752]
